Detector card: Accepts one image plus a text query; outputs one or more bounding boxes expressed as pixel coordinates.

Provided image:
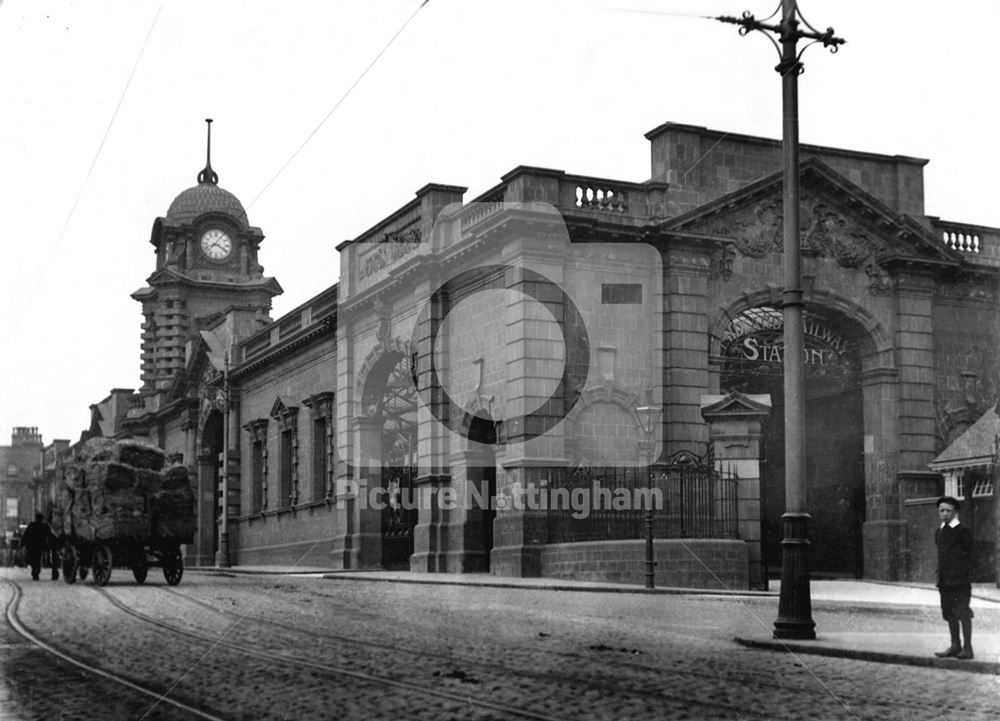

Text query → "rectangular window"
[601,283,642,304]
[251,439,264,513]
[967,467,994,498]
[313,418,328,501]
[5,498,18,518]
[944,471,961,499]
[280,429,293,508]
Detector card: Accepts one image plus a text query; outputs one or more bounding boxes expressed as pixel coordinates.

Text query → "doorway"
[722,306,866,578]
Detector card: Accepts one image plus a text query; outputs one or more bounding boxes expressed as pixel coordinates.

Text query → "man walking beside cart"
[21,513,58,581]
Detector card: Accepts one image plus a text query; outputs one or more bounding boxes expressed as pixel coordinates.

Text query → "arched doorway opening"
[720,305,866,578]
[361,349,419,570]
[465,414,497,571]
[201,410,224,560]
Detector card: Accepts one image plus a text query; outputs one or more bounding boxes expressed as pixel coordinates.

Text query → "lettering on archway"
[720,306,859,381]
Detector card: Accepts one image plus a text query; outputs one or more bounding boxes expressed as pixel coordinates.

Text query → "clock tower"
[132,120,282,393]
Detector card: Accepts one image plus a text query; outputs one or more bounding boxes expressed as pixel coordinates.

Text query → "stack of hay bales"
[152,465,197,542]
[56,438,195,543]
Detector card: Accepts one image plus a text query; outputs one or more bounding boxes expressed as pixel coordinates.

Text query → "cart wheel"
[132,563,148,584]
[91,545,113,586]
[61,545,78,585]
[162,548,183,586]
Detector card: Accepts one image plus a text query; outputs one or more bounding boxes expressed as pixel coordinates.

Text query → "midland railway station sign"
[720,306,857,378]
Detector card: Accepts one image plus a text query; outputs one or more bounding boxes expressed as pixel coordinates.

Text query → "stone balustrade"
[459,183,506,231]
[240,287,338,363]
[459,167,670,236]
[933,219,1000,266]
[573,182,629,213]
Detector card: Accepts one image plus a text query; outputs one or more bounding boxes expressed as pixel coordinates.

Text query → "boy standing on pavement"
[934,496,974,660]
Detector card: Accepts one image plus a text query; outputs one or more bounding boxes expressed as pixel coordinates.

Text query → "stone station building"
[91,121,999,588]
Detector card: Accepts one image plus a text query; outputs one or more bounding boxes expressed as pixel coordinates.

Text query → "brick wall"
[235,335,337,563]
[568,402,642,466]
[538,538,749,590]
[234,504,338,567]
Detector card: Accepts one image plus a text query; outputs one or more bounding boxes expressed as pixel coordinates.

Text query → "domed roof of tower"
[163,118,249,228]
[166,182,248,227]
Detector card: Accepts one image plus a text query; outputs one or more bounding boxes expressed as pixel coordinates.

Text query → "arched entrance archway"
[360,348,419,570]
[718,304,868,577]
[464,413,497,571]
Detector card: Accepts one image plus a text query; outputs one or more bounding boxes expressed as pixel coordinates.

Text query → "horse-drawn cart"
[60,534,185,586]
[54,438,195,587]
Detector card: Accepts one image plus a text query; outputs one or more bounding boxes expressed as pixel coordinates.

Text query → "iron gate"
[381,465,417,569]
[546,449,738,544]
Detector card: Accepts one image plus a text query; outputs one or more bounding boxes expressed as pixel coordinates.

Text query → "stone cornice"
[230,316,335,380]
[141,268,283,296]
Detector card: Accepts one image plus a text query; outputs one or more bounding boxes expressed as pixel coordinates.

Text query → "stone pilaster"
[489,454,559,577]
[409,476,455,572]
[331,416,382,569]
[861,366,904,580]
[892,271,937,472]
[432,447,497,573]
[663,247,711,456]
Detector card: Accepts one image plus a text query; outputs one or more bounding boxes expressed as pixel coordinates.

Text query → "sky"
[1,0,998,444]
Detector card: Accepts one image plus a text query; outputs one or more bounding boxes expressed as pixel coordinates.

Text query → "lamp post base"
[773,512,815,640]
[216,532,231,568]
[644,509,655,589]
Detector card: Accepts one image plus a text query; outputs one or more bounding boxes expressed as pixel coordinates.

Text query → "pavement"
[192,564,1000,675]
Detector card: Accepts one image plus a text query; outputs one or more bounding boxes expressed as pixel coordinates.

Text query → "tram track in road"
[94,584,573,721]
[99,582,929,721]
[2,579,228,721]
[159,582,988,721]
[8,575,971,721]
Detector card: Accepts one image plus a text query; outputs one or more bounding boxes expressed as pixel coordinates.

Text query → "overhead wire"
[9,2,165,338]
[247,0,432,209]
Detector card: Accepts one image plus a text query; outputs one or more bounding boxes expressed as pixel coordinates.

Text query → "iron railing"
[545,450,738,544]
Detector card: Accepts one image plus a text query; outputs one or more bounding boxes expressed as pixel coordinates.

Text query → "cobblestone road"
[2,568,998,720]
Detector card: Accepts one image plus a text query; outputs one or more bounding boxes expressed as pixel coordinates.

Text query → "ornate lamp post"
[717,1,844,640]
[636,399,663,589]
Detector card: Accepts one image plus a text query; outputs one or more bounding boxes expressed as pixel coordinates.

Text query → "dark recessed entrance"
[721,306,866,578]
[202,410,223,559]
[363,351,419,570]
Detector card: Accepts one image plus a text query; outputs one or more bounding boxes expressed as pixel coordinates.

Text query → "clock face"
[200,229,233,261]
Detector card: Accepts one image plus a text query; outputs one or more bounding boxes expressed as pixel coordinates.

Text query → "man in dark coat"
[933,496,975,659]
[20,513,56,582]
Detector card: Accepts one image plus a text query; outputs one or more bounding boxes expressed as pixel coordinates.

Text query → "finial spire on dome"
[197,118,219,185]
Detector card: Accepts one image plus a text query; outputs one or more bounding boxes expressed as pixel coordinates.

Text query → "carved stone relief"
[696,192,899,293]
[700,197,782,258]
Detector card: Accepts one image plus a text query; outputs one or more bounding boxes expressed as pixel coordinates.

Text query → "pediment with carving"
[693,190,894,268]
[664,160,960,274]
